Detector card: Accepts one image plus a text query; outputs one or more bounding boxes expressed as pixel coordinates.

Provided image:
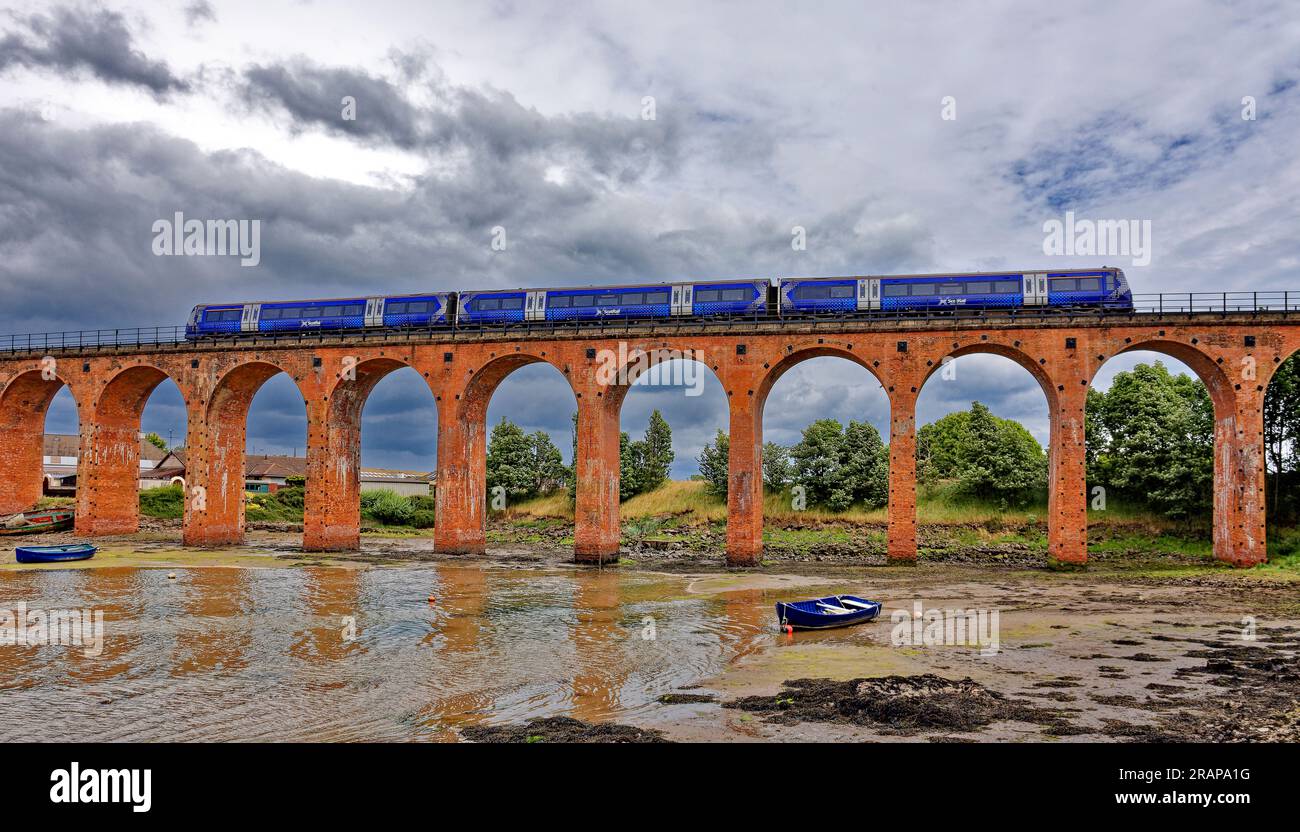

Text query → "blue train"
[184,268,1130,337]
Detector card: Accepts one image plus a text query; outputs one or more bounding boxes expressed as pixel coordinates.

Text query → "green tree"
[640,410,674,492]
[762,442,792,492]
[144,432,168,452]
[1089,362,1213,519]
[917,411,970,484]
[841,420,889,508]
[620,432,646,501]
[791,419,847,508]
[697,429,730,497]
[486,418,536,502]
[527,430,567,495]
[954,401,1047,507]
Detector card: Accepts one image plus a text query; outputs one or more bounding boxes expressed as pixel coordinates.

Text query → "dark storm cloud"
[242,59,427,148]
[238,54,685,187]
[0,4,190,97]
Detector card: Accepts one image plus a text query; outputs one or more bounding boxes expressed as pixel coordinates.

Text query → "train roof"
[466,277,770,294]
[193,290,451,308]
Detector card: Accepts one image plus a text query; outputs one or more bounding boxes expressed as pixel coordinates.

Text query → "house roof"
[45,433,169,462]
[140,451,429,483]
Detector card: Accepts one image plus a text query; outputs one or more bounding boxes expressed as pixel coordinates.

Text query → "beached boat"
[15,543,98,564]
[0,508,75,536]
[775,595,881,631]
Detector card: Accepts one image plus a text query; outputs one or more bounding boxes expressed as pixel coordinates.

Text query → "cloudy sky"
[6,0,1299,476]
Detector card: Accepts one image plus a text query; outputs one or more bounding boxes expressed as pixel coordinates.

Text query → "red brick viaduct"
[2,313,1296,568]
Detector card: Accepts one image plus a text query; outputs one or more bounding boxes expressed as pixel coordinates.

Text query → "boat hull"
[775,595,881,630]
[0,508,75,536]
[15,544,97,564]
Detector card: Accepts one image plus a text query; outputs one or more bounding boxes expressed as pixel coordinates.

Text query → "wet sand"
[2,529,1298,742]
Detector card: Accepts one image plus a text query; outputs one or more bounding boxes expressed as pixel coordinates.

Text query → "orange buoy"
[427,596,436,603]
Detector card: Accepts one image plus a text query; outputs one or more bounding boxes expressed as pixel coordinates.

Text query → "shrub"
[139,484,185,519]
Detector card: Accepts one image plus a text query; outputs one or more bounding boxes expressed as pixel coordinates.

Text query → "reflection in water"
[172,568,252,676]
[0,563,773,741]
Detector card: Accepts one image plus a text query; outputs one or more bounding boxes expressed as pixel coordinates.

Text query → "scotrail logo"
[0,602,104,656]
[50,763,151,812]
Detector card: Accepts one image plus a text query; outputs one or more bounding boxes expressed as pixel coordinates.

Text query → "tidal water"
[0,565,774,741]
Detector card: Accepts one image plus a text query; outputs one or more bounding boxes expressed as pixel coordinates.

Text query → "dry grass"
[502,479,1074,527]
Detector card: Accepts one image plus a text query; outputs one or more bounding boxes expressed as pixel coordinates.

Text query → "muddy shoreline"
[4,524,1298,743]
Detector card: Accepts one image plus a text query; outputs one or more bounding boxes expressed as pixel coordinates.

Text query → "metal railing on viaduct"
[2,294,1298,569]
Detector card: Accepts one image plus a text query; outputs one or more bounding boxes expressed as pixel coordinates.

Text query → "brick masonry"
[1,314,1295,567]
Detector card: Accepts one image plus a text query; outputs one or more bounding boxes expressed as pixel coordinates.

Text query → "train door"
[671,284,693,316]
[240,303,261,332]
[856,278,880,311]
[364,297,386,327]
[1022,273,1048,306]
[525,291,547,321]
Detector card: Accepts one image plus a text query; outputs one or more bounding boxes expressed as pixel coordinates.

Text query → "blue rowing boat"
[775,595,881,630]
[15,544,98,564]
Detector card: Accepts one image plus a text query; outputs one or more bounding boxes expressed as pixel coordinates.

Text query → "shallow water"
[0,564,782,741]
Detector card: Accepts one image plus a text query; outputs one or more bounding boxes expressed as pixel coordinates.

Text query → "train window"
[405,302,427,314]
[1078,278,1101,291]
[696,290,720,302]
[797,286,830,300]
[1052,278,1077,291]
[994,280,1019,293]
[622,293,644,305]
[478,298,501,311]
[573,295,593,307]
[322,306,343,317]
[598,294,618,306]
[502,298,522,310]
[550,296,571,308]
[966,282,992,294]
[883,284,908,297]
[829,286,853,299]
[261,308,280,319]
[723,288,750,301]
[387,302,407,314]
[939,284,963,295]
[910,284,937,296]
[646,291,669,304]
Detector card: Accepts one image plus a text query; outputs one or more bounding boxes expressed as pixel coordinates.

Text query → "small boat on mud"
[0,508,75,536]
[15,543,98,564]
[776,595,882,631]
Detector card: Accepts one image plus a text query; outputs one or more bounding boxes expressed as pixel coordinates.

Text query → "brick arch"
[76,363,189,535]
[1097,338,1257,565]
[728,345,891,564]
[435,350,579,555]
[304,356,440,551]
[0,367,81,515]
[915,339,1074,565]
[1110,338,1235,411]
[184,359,307,546]
[458,351,577,421]
[921,341,1059,408]
[754,344,886,413]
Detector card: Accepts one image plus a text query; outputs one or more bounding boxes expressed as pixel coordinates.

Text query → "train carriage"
[456,278,768,325]
[186,292,451,337]
[780,268,1130,316]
